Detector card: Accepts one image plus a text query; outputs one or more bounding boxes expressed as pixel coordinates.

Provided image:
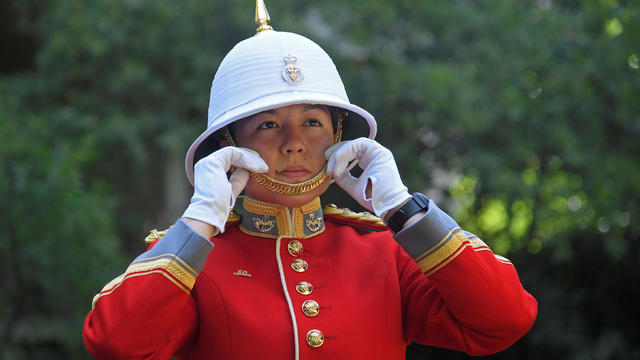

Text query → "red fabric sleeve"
[398,234,538,356]
[83,273,198,359]
[83,220,212,359]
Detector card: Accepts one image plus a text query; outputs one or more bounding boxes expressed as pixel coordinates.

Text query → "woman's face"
[232,104,335,207]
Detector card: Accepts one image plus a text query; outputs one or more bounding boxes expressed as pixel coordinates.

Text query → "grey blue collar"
[239,197,325,239]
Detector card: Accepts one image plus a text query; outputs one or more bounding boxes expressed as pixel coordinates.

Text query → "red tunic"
[83,198,537,359]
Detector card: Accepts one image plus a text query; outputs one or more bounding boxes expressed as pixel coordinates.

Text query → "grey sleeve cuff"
[393,200,461,259]
[134,219,214,273]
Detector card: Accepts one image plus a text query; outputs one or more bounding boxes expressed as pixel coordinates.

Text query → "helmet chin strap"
[248,165,328,195]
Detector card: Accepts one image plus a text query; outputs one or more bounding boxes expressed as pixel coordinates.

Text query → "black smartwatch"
[387,193,430,233]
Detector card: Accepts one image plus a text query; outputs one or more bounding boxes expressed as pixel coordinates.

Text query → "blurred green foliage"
[1,0,639,359]
[0,80,125,358]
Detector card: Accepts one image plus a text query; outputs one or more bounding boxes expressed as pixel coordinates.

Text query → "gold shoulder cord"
[144,228,170,244]
[323,204,386,226]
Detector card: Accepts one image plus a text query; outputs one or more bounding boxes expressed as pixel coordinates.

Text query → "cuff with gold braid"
[136,219,213,273]
[393,200,473,276]
[91,220,213,309]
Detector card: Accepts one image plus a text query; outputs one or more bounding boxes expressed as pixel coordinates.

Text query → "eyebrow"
[302,104,330,113]
[252,109,276,117]
[250,105,329,119]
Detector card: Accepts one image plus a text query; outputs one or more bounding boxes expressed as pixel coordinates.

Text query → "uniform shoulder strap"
[224,211,241,231]
[227,211,241,223]
[143,211,242,246]
[144,227,170,245]
[322,204,388,232]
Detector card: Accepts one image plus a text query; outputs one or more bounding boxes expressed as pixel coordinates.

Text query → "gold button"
[302,300,319,317]
[296,281,313,295]
[287,240,303,256]
[291,258,308,272]
[306,329,324,348]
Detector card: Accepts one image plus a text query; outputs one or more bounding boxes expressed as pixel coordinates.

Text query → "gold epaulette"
[227,210,241,222]
[145,212,241,244]
[322,204,386,226]
[144,227,170,244]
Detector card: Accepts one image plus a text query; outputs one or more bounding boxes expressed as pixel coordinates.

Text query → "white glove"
[183,147,268,233]
[325,138,411,219]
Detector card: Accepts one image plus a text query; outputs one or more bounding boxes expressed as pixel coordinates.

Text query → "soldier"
[83,1,537,359]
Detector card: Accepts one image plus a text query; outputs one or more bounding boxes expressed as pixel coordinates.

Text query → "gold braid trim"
[221,126,237,146]
[145,228,170,244]
[334,111,344,143]
[249,166,328,195]
[90,256,197,309]
[299,197,322,214]
[322,204,385,226]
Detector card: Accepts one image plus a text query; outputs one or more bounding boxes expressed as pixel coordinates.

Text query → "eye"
[258,121,278,130]
[305,119,322,127]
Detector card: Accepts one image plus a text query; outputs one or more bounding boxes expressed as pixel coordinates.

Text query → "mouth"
[276,166,311,181]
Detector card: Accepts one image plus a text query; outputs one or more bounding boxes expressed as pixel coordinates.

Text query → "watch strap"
[387,193,429,233]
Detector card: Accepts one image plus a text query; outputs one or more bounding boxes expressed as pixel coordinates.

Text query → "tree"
[1,0,639,358]
[0,78,125,358]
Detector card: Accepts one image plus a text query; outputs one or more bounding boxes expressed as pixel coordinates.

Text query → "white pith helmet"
[184,0,377,185]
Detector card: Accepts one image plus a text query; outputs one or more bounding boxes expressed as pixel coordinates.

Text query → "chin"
[244,178,331,208]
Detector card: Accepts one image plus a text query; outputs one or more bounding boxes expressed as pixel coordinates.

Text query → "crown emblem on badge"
[282,54,303,84]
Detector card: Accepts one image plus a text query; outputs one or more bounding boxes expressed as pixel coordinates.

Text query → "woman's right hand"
[182,147,268,234]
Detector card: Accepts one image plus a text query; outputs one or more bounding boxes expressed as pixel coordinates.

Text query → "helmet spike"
[255,0,273,33]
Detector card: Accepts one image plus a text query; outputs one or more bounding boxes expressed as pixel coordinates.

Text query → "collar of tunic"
[239,197,325,239]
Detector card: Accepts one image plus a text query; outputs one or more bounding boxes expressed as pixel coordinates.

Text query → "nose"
[281,126,306,155]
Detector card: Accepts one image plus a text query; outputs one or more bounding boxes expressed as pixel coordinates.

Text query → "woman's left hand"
[325,138,411,219]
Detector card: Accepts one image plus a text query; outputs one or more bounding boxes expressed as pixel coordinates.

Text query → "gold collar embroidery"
[239,197,325,239]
